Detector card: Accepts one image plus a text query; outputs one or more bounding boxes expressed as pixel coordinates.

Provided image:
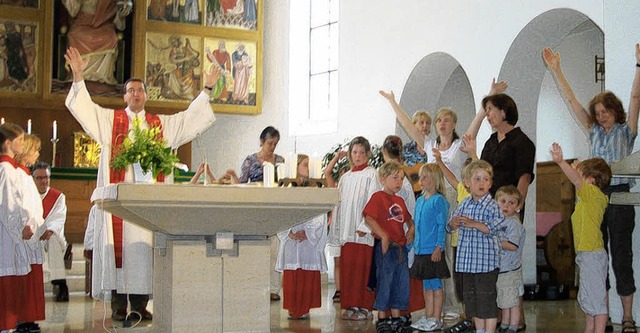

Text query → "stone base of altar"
[153,238,270,332]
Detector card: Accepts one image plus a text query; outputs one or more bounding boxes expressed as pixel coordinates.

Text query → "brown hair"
[383,135,403,161]
[482,93,519,126]
[0,123,24,153]
[348,136,371,165]
[577,157,612,190]
[123,77,147,93]
[588,91,626,125]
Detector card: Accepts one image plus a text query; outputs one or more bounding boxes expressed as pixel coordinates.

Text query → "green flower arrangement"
[111,117,179,179]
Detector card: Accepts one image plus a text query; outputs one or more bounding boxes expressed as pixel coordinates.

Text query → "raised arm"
[379,90,425,149]
[324,150,347,188]
[550,142,583,190]
[628,43,640,135]
[64,47,89,83]
[433,148,459,188]
[465,78,508,139]
[542,47,591,131]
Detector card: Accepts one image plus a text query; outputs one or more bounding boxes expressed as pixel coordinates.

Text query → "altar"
[94,183,338,332]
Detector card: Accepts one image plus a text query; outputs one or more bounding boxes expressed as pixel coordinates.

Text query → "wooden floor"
[31,282,623,333]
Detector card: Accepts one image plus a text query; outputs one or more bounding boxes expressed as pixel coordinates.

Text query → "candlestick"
[52,121,57,140]
[1,118,4,124]
[51,138,59,167]
[27,119,31,134]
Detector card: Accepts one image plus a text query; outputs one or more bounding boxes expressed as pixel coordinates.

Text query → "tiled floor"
[31,283,609,332]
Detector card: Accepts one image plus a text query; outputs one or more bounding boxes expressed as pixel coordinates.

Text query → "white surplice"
[16,167,45,265]
[40,188,68,282]
[326,166,380,257]
[0,161,31,277]
[275,214,328,273]
[66,81,216,298]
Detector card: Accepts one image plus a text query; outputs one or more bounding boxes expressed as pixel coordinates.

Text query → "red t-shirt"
[363,191,410,246]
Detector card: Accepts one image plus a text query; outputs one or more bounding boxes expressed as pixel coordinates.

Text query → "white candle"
[52,121,57,140]
[287,151,297,178]
[1,118,4,124]
[310,152,322,178]
[27,119,31,134]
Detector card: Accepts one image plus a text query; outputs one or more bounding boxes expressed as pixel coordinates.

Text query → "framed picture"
[0,0,38,9]
[145,32,203,102]
[0,19,37,93]
[205,0,258,30]
[147,0,202,25]
[204,38,257,106]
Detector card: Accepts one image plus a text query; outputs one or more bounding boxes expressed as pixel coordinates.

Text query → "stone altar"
[94,183,338,332]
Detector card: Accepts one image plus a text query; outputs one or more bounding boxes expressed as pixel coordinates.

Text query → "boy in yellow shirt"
[550,143,611,333]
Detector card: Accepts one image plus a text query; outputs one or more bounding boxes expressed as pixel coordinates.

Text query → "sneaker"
[412,316,438,331]
[376,319,394,333]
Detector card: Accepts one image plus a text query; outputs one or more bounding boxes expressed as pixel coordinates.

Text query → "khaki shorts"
[496,267,523,309]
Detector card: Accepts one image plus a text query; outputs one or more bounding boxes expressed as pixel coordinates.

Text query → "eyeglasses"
[126,88,146,94]
[33,176,49,180]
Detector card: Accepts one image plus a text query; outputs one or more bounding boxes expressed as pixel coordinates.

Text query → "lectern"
[94,183,338,332]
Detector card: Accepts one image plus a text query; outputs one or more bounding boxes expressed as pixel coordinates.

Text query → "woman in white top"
[380,79,507,317]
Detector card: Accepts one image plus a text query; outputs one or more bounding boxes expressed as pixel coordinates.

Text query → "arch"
[497,7,603,286]
[397,52,475,144]
[498,7,603,149]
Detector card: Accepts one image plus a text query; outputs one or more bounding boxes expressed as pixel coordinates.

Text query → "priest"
[64,46,219,321]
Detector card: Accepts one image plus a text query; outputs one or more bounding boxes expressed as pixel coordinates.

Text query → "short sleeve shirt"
[590,123,636,185]
[498,215,525,272]
[363,191,411,246]
[481,127,535,196]
[572,183,607,252]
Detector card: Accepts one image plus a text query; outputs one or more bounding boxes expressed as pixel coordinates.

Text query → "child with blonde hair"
[494,185,525,333]
[363,161,414,332]
[448,160,504,333]
[409,163,451,332]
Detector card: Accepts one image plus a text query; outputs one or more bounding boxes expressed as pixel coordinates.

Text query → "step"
[43,274,86,294]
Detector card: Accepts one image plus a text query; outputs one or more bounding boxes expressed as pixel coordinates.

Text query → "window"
[289,0,339,136]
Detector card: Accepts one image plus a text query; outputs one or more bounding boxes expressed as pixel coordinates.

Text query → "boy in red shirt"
[363,161,415,332]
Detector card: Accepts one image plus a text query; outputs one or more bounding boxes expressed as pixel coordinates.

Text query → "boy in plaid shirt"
[448,160,504,333]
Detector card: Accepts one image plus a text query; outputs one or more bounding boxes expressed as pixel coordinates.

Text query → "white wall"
[194,0,640,321]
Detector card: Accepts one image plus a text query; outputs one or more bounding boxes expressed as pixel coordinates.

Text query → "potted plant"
[111,117,179,181]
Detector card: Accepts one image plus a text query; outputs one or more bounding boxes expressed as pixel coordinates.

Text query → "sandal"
[622,320,637,333]
[606,317,613,332]
[351,308,373,321]
[332,290,340,303]
[341,307,358,320]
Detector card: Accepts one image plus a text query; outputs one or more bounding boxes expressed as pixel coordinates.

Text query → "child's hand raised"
[549,142,564,163]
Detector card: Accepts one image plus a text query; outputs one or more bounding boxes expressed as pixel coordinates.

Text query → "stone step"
[42,243,88,294]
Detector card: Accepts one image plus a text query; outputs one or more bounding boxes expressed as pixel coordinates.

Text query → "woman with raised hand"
[543,44,640,333]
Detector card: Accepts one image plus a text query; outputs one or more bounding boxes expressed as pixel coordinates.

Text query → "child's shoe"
[376,319,394,333]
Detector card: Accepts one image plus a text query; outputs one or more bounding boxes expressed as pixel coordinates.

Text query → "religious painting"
[73,132,101,168]
[50,0,134,97]
[145,32,203,102]
[0,19,37,93]
[204,37,257,106]
[147,0,202,25]
[205,0,257,30]
[0,0,38,8]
